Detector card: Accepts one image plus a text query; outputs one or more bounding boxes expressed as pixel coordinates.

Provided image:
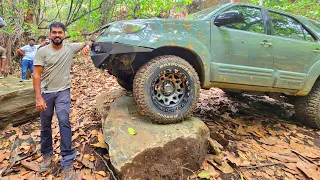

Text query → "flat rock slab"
[0,78,39,129]
[96,90,209,180]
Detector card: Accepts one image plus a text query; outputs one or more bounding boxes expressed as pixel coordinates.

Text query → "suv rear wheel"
[133,55,200,124]
[294,80,320,129]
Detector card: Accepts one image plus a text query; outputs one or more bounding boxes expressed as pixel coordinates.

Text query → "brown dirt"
[121,137,206,180]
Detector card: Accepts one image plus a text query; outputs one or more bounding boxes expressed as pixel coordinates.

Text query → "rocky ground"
[0,56,319,179]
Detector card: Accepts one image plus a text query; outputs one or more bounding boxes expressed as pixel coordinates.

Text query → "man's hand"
[81,41,93,56]
[82,45,91,56]
[36,96,47,111]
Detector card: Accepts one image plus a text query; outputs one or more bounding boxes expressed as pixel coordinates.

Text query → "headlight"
[103,22,147,35]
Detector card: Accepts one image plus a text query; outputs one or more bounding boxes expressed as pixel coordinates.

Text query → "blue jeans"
[40,88,76,167]
[22,59,33,80]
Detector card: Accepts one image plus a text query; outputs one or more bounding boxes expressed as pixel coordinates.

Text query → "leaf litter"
[0,57,121,179]
[190,88,320,180]
[1,57,319,180]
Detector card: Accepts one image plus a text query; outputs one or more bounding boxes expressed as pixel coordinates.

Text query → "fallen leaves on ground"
[0,56,120,179]
[190,88,320,180]
[1,57,320,180]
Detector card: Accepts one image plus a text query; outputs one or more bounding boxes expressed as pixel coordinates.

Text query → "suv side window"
[222,6,264,34]
[269,12,305,41]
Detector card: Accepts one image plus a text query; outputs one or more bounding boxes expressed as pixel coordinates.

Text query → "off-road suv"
[90,3,320,128]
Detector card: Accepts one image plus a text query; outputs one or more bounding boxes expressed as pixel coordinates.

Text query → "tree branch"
[66,0,74,25]
[66,2,103,26]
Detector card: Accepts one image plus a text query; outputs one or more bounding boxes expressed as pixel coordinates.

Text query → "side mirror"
[214,11,244,27]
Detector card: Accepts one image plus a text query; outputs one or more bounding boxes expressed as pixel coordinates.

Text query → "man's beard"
[51,37,64,45]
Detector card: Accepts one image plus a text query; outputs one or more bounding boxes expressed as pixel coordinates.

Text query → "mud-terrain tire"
[133,55,200,124]
[117,78,133,91]
[294,80,320,129]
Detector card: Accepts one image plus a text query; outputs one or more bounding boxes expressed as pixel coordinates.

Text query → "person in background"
[0,16,6,78]
[33,22,92,180]
[17,38,40,81]
[0,46,6,78]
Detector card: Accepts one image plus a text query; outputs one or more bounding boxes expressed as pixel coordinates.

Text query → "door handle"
[313,49,320,53]
[260,41,273,47]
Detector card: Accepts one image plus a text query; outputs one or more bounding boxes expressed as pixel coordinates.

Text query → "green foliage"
[250,0,320,20]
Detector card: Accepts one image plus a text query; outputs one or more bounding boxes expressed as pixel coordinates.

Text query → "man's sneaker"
[40,155,52,173]
[0,74,3,79]
[62,165,74,180]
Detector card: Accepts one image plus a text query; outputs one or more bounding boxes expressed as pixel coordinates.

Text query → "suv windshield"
[185,5,221,20]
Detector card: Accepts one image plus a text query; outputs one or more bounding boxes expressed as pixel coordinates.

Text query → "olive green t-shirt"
[0,46,6,59]
[34,43,82,93]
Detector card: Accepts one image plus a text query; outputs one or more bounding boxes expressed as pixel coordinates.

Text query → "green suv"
[90,3,320,128]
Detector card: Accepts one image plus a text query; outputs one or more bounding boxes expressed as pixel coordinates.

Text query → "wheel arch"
[295,60,320,96]
[133,46,206,87]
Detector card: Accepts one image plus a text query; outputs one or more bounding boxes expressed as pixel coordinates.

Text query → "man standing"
[0,46,6,78]
[17,38,40,80]
[33,22,92,180]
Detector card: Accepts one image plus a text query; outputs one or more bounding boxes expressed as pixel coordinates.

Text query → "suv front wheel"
[294,80,320,129]
[133,55,200,124]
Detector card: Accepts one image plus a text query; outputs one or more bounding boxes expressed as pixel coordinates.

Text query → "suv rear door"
[210,5,275,87]
[268,11,320,90]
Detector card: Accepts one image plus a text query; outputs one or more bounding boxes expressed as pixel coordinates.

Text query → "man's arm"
[0,47,6,74]
[33,65,46,111]
[17,48,25,57]
[38,38,50,49]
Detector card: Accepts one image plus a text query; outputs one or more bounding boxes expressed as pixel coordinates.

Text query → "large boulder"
[96,90,209,180]
[0,78,39,129]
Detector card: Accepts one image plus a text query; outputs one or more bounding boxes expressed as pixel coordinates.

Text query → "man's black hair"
[29,38,35,42]
[49,22,66,32]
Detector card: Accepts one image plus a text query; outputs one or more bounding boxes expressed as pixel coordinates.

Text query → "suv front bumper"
[90,42,153,68]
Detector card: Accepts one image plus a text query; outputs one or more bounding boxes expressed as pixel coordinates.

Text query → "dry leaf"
[47,175,54,180]
[83,154,90,160]
[296,160,320,179]
[36,156,43,163]
[95,174,105,180]
[22,171,36,179]
[89,156,95,162]
[258,137,277,145]
[21,160,40,172]
[81,158,94,169]
[74,161,83,169]
[94,171,107,177]
[265,152,299,163]
[0,152,10,163]
[225,151,247,166]
[91,133,108,149]
[236,124,250,136]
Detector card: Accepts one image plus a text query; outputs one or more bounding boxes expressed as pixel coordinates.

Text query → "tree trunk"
[6,37,13,74]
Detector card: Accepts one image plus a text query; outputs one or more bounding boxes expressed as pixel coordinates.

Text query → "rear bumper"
[90,42,153,68]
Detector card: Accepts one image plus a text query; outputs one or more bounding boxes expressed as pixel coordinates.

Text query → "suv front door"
[269,11,320,90]
[210,5,275,87]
